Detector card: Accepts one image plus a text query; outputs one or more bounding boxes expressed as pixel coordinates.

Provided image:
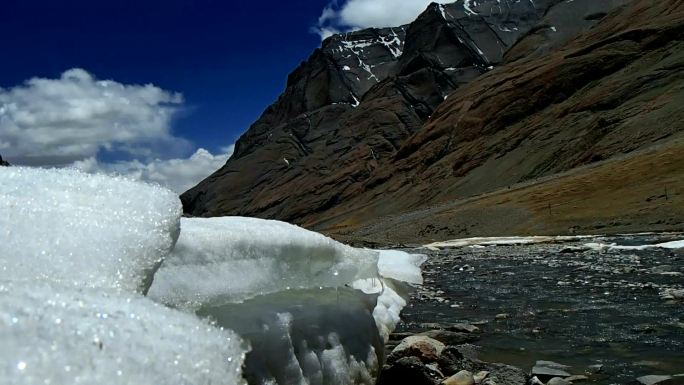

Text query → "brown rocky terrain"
[183,0,684,244]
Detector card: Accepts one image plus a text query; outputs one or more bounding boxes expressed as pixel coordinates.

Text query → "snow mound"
[0,280,246,385]
[0,167,181,293]
[148,216,380,308]
[584,239,684,251]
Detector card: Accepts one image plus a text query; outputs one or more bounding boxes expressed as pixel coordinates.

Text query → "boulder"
[418,330,480,345]
[389,335,446,364]
[547,378,572,385]
[443,370,475,385]
[377,356,441,385]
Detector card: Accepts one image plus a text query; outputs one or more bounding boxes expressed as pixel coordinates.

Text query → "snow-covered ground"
[0,167,425,385]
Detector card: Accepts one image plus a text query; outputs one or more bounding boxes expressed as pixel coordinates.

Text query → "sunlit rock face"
[1,167,425,385]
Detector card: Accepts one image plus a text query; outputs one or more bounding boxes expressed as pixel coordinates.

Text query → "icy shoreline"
[0,167,425,385]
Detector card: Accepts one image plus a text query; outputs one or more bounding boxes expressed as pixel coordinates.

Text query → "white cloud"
[0,68,187,165]
[314,0,452,39]
[72,146,234,194]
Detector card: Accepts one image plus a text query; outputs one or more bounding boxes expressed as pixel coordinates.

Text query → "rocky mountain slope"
[182,0,683,243]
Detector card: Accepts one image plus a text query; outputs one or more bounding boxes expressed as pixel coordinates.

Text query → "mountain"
[182,0,684,244]
[0,155,9,167]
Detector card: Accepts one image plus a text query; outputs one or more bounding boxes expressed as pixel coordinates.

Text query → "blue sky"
[0,0,330,155]
[0,0,445,192]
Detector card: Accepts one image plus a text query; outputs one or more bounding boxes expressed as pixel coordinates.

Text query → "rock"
[586,364,603,374]
[660,289,684,300]
[388,335,445,364]
[529,376,545,385]
[377,356,441,385]
[565,375,589,382]
[474,371,490,384]
[495,313,510,320]
[449,323,481,333]
[635,375,673,385]
[536,361,571,370]
[532,361,571,382]
[0,154,9,167]
[443,370,475,385]
[547,377,572,385]
[418,330,480,345]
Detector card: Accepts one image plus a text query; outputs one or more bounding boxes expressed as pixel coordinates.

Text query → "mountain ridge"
[182,0,684,242]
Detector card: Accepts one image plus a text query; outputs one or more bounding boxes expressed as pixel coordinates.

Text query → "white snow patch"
[584,240,684,251]
[148,216,381,309]
[0,167,181,293]
[0,281,246,385]
[424,235,597,249]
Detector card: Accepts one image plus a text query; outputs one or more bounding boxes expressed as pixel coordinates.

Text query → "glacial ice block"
[148,216,380,308]
[0,167,182,293]
[0,280,246,385]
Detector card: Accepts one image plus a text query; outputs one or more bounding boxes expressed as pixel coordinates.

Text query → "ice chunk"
[0,280,246,385]
[0,167,181,293]
[148,217,380,309]
[377,250,426,285]
[198,287,381,385]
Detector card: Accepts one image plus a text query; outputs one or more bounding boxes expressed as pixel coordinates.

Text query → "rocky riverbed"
[383,234,684,385]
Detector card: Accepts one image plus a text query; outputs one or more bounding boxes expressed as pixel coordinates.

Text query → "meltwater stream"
[400,235,684,384]
[0,167,425,385]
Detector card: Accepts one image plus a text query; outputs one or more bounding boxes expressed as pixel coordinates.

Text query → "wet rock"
[443,370,475,385]
[474,371,490,384]
[532,361,571,382]
[660,289,684,300]
[529,376,545,385]
[449,323,481,334]
[418,330,480,345]
[495,313,510,320]
[565,375,589,382]
[547,377,572,385]
[586,364,603,374]
[634,375,673,385]
[388,335,445,364]
[377,356,441,385]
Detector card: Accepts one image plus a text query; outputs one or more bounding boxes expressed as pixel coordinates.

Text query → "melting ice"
[0,167,425,385]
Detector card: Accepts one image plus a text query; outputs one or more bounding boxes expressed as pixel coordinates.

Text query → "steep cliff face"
[182,0,568,219]
[182,0,683,240]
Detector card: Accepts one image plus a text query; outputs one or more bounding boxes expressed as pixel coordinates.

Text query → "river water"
[397,234,684,383]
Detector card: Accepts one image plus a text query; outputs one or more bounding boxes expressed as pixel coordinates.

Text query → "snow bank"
[1,167,425,385]
[584,239,684,251]
[148,217,425,384]
[424,235,597,249]
[148,216,380,308]
[0,281,246,385]
[0,168,246,385]
[0,167,181,293]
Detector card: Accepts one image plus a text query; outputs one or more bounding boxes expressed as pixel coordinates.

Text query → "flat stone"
[529,376,544,385]
[449,323,481,333]
[532,365,571,382]
[565,375,589,382]
[536,361,571,370]
[547,377,572,385]
[443,370,475,385]
[495,313,510,320]
[636,375,673,385]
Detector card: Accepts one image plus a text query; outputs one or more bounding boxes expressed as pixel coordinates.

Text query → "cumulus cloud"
[313,0,452,39]
[72,145,234,194]
[0,68,187,165]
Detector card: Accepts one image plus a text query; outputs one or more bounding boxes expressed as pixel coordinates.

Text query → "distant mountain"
[182,0,684,242]
[0,155,9,167]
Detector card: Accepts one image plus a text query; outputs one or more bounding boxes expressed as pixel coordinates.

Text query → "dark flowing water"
[397,234,684,383]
